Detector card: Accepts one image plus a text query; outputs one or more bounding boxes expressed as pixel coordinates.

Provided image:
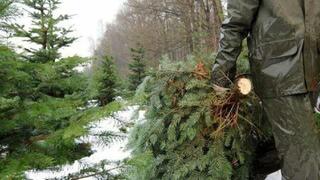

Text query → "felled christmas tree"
[127,55,276,179]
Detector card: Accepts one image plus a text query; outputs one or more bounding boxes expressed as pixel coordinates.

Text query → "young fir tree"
[95,56,118,106]
[128,45,146,91]
[11,0,76,63]
[0,55,92,178]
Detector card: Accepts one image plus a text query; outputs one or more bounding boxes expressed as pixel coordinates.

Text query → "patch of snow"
[25,106,142,180]
[0,145,8,158]
[73,62,91,73]
[265,170,281,180]
[114,96,123,102]
[87,100,99,108]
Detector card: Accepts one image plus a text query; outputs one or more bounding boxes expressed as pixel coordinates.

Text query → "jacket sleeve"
[212,0,260,86]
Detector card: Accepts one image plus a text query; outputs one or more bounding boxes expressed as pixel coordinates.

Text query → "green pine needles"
[126,55,272,180]
[128,45,146,92]
[10,0,76,62]
[90,56,119,106]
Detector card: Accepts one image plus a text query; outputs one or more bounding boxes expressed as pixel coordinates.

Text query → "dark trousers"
[262,93,320,180]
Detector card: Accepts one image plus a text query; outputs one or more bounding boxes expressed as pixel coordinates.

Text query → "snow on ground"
[25,104,281,180]
[266,170,281,180]
[25,106,144,180]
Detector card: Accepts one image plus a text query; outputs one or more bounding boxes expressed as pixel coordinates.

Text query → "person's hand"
[210,69,232,95]
[210,67,231,85]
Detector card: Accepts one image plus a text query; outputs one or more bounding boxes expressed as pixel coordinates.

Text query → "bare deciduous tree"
[95,0,224,75]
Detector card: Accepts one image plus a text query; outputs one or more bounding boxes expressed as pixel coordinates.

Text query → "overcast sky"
[13,0,126,57]
[59,0,126,57]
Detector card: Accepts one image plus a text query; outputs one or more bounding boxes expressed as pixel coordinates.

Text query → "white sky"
[59,0,126,57]
[12,0,126,57]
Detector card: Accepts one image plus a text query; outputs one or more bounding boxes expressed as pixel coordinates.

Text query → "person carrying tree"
[211,0,320,179]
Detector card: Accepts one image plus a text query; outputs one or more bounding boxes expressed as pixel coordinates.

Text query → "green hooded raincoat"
[212,0,320,179]
[212,0,320,98]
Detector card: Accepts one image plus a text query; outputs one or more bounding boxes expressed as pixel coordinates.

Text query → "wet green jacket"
[213,0,320,98]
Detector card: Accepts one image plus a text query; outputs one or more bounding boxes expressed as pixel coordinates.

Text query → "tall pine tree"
[128,45,146,91]
[11,0,76,63]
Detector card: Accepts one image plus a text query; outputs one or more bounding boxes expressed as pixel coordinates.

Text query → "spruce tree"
[11,0,76,63]
[95,56,118,106]
[128,45,146,91]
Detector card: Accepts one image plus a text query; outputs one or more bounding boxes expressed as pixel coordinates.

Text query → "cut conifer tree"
[236,77,252,95]
[126,55,278,179]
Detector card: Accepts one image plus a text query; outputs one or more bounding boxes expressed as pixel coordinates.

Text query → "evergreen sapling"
[128,45,146,92]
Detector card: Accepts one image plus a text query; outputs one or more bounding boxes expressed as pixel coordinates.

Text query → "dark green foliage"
[0,44,18,60]
[0,1,126,178]
[0,0,18,34]
[90,56,118,106]
[128,45,146,91]
[0,50,124,178]
[0,101,122,178]
[126,55,272,179]
[37,56,88,98]
[10,0,76,62]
